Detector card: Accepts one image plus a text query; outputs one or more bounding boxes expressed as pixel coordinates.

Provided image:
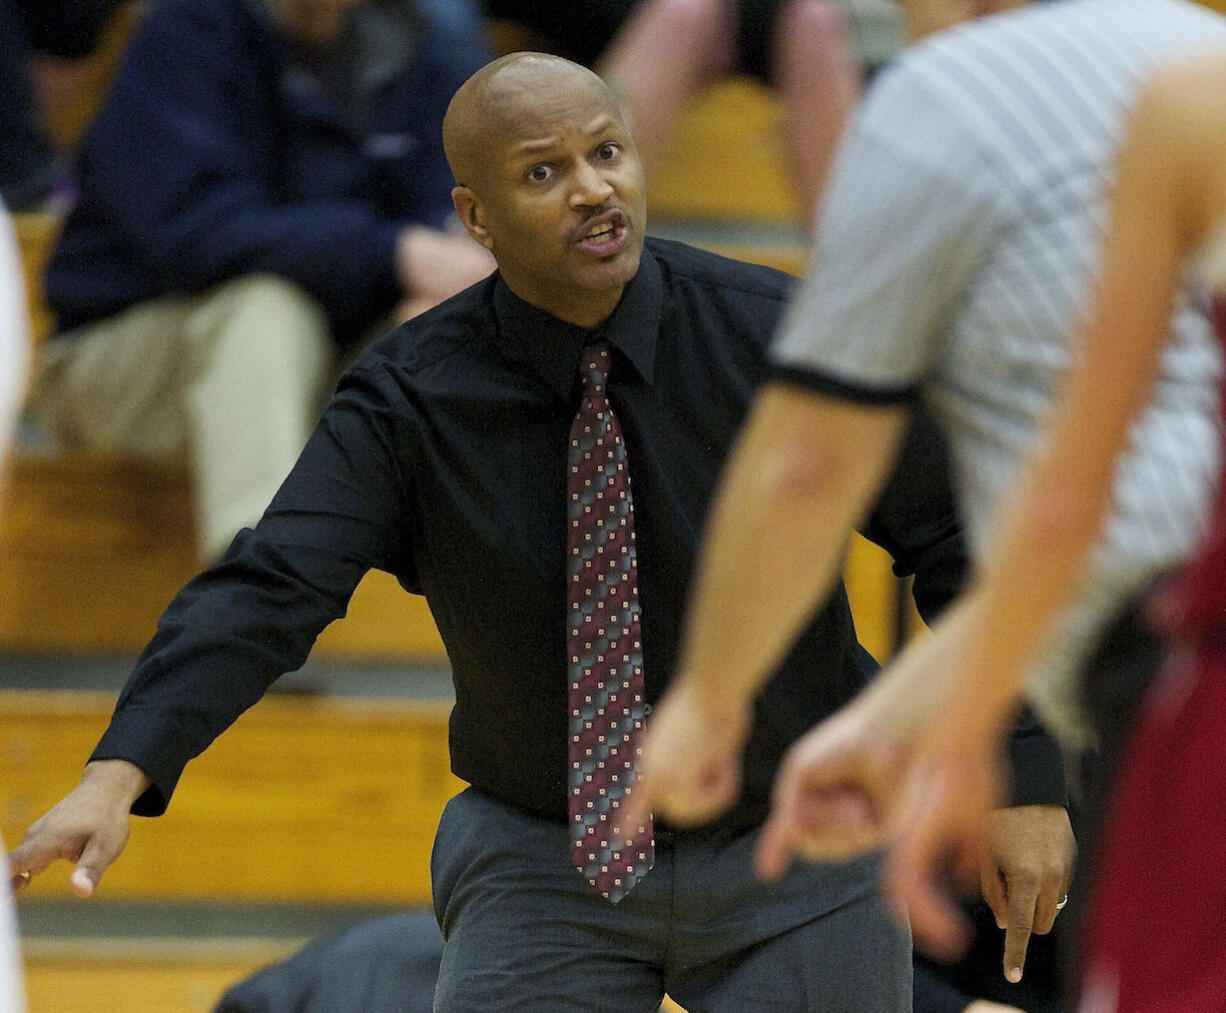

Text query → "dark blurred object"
[915,898,1068,1013]
[0,0,127,211]
[215,912,443,1013]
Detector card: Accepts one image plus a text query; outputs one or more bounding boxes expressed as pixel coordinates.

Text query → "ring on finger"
[1054,893,1069,910]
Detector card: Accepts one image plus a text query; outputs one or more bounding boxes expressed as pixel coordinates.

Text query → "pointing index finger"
[1002,879,1039,983]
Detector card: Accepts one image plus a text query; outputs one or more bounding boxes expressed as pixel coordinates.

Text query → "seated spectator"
[1,200,30,1012]
[27,0,494,562]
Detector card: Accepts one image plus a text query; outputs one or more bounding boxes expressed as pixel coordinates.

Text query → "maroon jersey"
[1159,295,1226,640]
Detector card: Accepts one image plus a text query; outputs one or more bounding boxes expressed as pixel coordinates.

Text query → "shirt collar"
[492,245,662,403]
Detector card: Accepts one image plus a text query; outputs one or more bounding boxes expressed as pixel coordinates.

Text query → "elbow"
[755,440,847,507]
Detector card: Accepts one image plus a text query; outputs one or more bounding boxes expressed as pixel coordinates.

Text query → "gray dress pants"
[430,788,912,1012]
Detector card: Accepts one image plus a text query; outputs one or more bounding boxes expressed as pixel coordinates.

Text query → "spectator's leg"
[30,297,200,461]
[30,275,333,563]
[773,0,860,228]
[181,275,333,562]
[597,0,737,174]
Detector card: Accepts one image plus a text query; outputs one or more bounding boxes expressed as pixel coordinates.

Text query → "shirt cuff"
[90,708,191,817]
[1005,725,1068,809]
[767,362,917,405]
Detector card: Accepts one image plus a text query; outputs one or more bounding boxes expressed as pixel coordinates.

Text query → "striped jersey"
[771,0,1226,740]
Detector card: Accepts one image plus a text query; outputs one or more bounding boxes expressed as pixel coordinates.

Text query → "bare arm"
[620,383,907,829]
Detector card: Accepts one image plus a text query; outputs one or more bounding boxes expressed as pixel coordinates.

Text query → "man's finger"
[7,844,52,896]
[754,809,797,882]
[1031,882,1065,936]
[980,865,1009,931]
[71,835,120,899]
[7,867,31,896]
[1002,879,1039,983]
[614,780,652,846]
[885,831,971,961]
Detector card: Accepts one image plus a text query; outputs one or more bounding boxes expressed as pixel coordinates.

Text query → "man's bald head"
[441,51,646,328]
[443,53,627,191]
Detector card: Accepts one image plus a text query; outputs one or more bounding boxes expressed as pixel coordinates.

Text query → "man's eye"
[528,164,554,182]
[597,143,620,161]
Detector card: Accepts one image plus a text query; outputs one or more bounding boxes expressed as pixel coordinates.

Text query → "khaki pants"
[30,275,334,562]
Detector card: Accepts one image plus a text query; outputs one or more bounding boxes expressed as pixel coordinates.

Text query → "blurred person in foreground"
[26,0,495,563]
[623,0,1226,997]
[1069,50,1226,1010]
[750,48,1226,1013]
[7,52,1072,1012]
[0,202,31,1012]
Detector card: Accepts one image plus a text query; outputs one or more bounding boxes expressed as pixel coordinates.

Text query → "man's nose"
[570,162,615,207]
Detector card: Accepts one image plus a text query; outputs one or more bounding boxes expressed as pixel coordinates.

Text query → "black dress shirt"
[94,238,1062,831]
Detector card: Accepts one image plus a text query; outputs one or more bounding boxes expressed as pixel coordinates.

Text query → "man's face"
[456,79,647,328]
[270,0,363,45]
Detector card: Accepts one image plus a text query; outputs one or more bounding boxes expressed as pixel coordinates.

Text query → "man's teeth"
[587,223,614,239]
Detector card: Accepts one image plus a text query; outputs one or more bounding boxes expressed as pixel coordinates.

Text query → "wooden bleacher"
[23,938,301,1013]
[2,691,715,1013]
[648,79,796,223]
[5,689,458,1012]
[1,690,457,906]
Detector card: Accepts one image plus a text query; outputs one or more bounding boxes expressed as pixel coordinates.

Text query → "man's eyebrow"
[507,116,621,160]
[509,136,564,159]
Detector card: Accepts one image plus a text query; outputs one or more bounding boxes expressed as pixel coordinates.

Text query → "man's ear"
[452,186,493,250]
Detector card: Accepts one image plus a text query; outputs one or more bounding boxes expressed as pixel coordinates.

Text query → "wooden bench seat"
[23,938,297,1013]
[0,448,448,659]
[21,937,691,1013]
[0,442,905,659]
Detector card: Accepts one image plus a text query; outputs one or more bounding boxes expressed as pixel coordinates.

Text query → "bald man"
[8,54,1067,1012]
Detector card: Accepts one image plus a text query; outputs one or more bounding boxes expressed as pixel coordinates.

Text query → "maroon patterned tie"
[566,342,654,903]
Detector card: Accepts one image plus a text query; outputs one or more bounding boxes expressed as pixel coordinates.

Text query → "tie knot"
[579,342,612,395]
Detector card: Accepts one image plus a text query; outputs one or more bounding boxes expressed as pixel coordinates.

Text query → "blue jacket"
[46,0,489,342]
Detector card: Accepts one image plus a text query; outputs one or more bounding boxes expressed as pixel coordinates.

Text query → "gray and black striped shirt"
[773,0,1226,739]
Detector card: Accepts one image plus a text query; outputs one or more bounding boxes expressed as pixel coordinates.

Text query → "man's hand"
[979,803,1075,984]
[884,742,1006,963]
[616,680,752,838]
[755,703,909,881]
[8,759,150,898]
[395,225,495,318]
